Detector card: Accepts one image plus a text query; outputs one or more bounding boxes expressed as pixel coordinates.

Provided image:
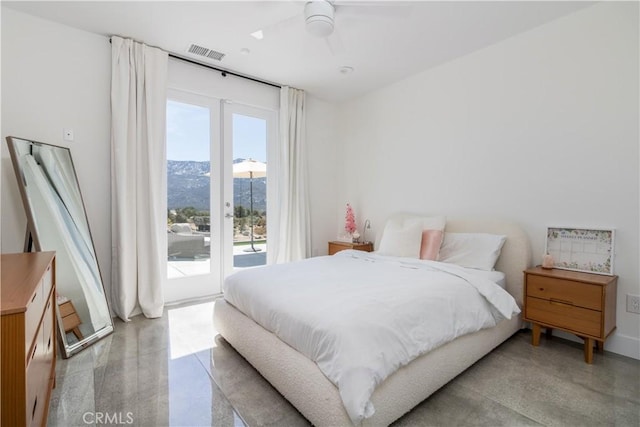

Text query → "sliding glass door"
[165,90,276,303]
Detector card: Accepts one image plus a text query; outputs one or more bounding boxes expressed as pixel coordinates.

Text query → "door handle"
[225,213,234,219]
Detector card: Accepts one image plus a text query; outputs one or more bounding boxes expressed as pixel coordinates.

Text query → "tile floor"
[48,299,640,427]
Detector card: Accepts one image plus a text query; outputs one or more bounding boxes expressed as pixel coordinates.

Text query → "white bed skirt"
[214,298,522,427]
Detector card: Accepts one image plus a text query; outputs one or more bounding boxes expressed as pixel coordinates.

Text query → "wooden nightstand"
[328,241,373,255]
[523,266,617,364]
[59,300,84,341]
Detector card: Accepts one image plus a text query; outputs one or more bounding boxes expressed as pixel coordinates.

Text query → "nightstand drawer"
[62,312,81,332]
[59,301,76,317]
[526,296,601,337]
[527,275,602,311]
[328,241,373,255]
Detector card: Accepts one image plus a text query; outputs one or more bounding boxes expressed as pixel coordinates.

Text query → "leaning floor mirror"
[7,136,113,358]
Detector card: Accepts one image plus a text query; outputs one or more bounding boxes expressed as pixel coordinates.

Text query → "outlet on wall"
[626,294,640,314]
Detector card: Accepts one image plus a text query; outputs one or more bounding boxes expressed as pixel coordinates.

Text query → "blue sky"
[166,100,267,163]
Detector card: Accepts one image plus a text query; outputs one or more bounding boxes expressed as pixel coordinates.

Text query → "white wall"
[335,2,639,358]
[1,8,112,295]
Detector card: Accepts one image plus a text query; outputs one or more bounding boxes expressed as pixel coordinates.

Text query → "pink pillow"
[420,229,444,260]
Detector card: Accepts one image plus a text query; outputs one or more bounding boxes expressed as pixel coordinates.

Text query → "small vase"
[352,231,360,243]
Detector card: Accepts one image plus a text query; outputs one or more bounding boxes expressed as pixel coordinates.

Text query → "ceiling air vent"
[187,44,225,61]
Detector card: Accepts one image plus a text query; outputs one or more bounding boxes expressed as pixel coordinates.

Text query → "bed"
[214,215,531,426]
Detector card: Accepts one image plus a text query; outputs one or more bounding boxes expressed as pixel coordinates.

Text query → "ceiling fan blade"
[334,1,413,7]
[336,2,414,19]
[324,32,345,56]
[255,9,302,38]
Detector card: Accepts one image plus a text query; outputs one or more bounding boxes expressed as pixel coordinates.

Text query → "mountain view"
[167,160,266,212]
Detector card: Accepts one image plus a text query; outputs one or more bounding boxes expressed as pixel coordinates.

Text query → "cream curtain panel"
[270,86,311,263]
[110,36,167,321]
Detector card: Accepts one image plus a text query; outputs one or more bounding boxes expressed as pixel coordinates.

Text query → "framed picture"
[545,227,615,275]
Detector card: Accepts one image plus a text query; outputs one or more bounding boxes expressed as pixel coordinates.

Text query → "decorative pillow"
[420,229,444,261]
[438,232,507,271]
[377,220,423,259]
[413,216,446,261]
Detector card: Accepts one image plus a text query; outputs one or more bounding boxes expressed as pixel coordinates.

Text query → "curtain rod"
[168,53,281,89]
[109,36,281,89]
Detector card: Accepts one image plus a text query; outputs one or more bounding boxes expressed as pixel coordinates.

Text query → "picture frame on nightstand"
[545,227,615,275]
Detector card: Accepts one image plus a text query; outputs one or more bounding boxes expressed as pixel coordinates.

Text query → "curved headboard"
[376,214,531,307]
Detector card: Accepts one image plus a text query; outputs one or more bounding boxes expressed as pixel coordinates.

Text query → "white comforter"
[223,250,520,424]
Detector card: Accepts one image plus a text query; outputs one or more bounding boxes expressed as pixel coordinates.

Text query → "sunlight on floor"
[167,301,217,359]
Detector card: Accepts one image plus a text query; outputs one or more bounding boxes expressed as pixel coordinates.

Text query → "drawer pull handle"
[32,396,38,419]
[538,287,545,291]
[31,292,37,303]
[48,336,52,350]
[550,298,574,306]
[30,343,38,361]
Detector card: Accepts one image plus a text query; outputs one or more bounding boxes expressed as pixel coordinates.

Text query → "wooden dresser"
[523,266,617,364]
[328,241,374,255]
[1,252,56,427]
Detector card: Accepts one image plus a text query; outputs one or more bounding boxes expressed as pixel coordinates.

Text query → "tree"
[174,212,188,223]
[181,206,197,218]
[234,205,247,218]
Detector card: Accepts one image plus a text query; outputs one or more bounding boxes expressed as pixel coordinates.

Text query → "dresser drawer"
[25,376,40,427]
[42,296,55,364]
[26,374,46,427]
[25,297,55,427]
[526,275,602,311]
[25,326,46,427]
[24,288,45,360]
[41,264,53,305]
[526,296,601,337]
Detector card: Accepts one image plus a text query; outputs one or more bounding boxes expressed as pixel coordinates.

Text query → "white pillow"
[377,219,423,258]
[438,232,507,271]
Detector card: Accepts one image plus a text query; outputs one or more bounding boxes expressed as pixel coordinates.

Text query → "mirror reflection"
[7,136,113,357]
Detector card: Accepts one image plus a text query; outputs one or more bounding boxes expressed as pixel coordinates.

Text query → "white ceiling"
[3,1,593,102]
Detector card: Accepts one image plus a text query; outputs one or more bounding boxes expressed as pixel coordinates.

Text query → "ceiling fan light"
[306,17,334,37]
[304,1,335,38]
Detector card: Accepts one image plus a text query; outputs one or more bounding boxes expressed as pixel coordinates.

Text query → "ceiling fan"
[256,1,403,56]
[304,0,336,38]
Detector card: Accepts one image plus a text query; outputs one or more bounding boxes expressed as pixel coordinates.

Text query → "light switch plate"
[63,129,74,141]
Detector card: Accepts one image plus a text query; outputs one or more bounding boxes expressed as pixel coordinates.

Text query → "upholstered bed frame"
[214,218,531,426]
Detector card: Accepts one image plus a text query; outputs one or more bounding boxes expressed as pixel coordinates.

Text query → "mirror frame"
[6,136,114,358]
